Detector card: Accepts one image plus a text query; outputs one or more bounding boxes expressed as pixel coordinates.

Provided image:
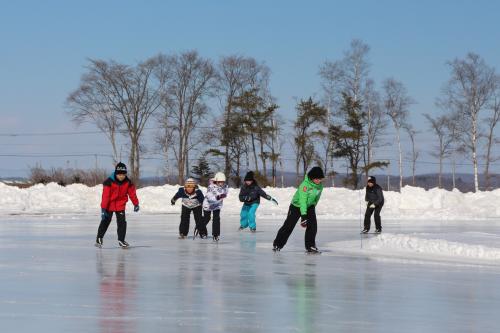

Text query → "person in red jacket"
[95,162,139,248]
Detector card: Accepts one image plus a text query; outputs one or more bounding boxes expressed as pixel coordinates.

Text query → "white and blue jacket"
[202,182,228,211]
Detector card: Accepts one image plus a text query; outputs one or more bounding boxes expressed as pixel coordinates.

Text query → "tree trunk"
[484,128,494,190]
[250,134,259,172]
[109,130,118,164]
[438,154,443,189]
[472,116,479,192]
[452,158,456,189]
[396,127,403,191]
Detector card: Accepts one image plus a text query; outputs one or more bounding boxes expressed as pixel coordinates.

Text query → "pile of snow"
[1,182,500,219]
[327,233,500,262]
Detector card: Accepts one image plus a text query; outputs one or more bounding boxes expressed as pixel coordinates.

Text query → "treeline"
[29,164,108,187]
[66,40,500,191]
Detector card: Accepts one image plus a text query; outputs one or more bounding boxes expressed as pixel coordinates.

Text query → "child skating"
[238,171,278,232]
[171,178,206,239]
[203,172,228,242]
[362,176,384,234]
[95,162,139,249]
[272,167,324,254]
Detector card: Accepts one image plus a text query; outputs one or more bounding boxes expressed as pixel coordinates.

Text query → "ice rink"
[0,214,499,332]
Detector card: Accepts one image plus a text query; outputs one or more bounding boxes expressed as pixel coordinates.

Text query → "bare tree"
[294,98,328,183]
[214,55,269,181]
[67,89,121,164]
[404,125,419,186]
[424,113,455,188]
[320,39,370,104]
[364,79,388,177]
[483,75,500,189]
[382,78,413,191]
[160,51,215,184]
[441,53,496,191]
[319,39,387,180]
[67,57,164,182]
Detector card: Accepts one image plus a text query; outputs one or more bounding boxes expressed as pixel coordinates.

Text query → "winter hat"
[244,171,255,181]
[213,172,226,182]
[115,162,127,175]
[307,166,325,180]
[367,176,376,184]
[185,178,197,188]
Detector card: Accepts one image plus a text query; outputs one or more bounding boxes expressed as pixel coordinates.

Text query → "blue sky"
[1,0,500,178]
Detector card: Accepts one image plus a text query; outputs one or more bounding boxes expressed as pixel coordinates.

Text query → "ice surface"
[0,214,499,332]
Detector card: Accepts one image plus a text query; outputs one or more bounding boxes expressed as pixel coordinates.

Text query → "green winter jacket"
[291,176,323,215]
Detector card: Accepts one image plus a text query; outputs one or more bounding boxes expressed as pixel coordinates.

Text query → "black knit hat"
[307,167,325,180]
[367,176,376,184]
[244,171,255,181]
[115,162,127,175]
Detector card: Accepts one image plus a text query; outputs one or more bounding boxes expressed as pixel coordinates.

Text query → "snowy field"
[3,182,500,220]
[0,213,499,332]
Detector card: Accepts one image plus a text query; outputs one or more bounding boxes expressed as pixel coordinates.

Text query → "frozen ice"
[0,214,499,332]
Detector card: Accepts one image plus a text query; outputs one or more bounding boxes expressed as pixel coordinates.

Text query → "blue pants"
[240,203,259,229]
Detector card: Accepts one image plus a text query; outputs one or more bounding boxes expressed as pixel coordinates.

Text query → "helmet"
[185,178,197,188]
[213,172,226,182]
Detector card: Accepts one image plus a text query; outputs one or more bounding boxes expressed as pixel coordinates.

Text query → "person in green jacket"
[273,167,325,253]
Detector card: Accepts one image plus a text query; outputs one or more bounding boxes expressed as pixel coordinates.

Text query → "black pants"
[179,205,204,236]
[364,205,383,231]
[204,209,221,237]
[273,205,317,250]
[97,211,127,241]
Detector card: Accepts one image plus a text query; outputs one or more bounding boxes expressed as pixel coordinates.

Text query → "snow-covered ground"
[0,215,499,332]
[2,182,500,220]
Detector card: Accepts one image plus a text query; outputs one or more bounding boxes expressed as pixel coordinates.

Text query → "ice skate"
[306,246,321,254]
[118,240,130,248]
[95,237,103,248]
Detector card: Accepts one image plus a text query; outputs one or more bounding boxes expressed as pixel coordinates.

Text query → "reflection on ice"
[0,215,498,332]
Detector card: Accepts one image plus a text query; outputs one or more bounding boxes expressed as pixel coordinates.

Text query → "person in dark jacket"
[96,162,140,248]
[238,171,278,232]
[171,178,205,239]
[363,176,384,233]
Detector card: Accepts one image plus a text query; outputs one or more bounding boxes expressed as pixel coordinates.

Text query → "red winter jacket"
[100,175,139,212]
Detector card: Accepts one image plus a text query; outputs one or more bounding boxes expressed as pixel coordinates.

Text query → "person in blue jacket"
[171,178,205,239]
[238,171,278,232]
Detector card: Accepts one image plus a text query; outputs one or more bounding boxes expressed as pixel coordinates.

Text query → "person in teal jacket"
[273,167,325,253]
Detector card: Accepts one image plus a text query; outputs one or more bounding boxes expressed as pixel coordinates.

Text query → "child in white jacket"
[203,172,228,241]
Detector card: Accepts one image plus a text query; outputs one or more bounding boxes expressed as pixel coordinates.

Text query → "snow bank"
[327,233,500,262]
[1,182,500,219]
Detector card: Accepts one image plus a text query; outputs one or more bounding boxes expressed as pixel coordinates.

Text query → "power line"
[0,126,214,137]
[0,153,111,158]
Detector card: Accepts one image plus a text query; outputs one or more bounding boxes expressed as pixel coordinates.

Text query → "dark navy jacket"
[365,184,384,207]
[172,187,205,209]
[239,183,270,205]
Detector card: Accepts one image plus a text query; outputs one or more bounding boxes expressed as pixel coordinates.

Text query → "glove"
[216,193,227,200]
[300,215,308,228]
[134,205,140,212]
[270,197,278,205]
[171,199,176,205]
[369,203,376,209]
[101,208,110,220]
